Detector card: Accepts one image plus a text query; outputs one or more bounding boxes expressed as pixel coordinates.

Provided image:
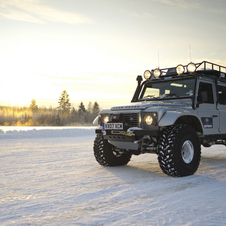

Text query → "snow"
[1,127,226,225]
[0,126,94,139]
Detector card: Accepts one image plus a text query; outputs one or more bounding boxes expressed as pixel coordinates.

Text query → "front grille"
[123,113,139,127]
[108,112,139,128]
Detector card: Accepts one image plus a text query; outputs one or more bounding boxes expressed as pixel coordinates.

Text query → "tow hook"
[124,131,134,136]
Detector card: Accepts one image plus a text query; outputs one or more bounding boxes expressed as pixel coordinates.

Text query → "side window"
[218,85,226,105]
[197,82,214,104]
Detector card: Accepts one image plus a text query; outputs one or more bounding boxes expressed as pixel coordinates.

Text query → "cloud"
[152,0,202,10]
[0,0,94,24]
[0,8,44,23]
[152,0,225,14]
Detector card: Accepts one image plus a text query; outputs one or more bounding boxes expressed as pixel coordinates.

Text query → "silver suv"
[93,61,226,177]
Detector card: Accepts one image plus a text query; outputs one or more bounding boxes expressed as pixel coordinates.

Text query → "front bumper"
[95,128,160,137]
[95,127,160,150]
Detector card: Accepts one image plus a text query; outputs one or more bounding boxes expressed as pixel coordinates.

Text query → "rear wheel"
[158,125,201,177]
[93,134,131,166]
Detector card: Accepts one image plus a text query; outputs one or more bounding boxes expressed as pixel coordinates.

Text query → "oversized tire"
[158,125,201,177]
[93,134,132,166]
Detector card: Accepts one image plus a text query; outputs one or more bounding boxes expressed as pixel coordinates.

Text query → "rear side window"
[197,82,214,104]
[218,85,226,105]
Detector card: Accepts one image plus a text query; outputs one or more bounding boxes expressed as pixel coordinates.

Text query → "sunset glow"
[1,0,226,109]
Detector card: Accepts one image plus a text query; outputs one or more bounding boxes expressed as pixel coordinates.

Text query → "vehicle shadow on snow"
[103,158,167,182]
[201,155,226,164]
[196,154,226,181]
[200,154,226,170]
[102,154,226,182]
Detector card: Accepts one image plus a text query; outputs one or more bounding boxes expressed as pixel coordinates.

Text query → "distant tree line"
[0,90,100,126]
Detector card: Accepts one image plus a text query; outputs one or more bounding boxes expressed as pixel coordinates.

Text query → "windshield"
[139,77,195,100]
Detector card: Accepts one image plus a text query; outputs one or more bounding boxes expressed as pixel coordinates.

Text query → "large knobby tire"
[93,134,132,166]
[158,125,201,177]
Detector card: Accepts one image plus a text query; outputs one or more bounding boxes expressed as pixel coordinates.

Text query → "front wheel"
[158,125,201,177]
[93,134,132,166]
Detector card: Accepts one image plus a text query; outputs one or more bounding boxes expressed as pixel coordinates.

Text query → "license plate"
[103,123,123,130]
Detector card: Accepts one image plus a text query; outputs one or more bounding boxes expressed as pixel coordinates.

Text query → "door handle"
[212,115,218,117]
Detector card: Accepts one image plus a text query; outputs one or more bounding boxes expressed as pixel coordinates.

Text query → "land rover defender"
[93,61,226,177]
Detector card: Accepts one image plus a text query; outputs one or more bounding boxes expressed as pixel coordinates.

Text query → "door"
[196,78,219,135]
[217,83,226,134]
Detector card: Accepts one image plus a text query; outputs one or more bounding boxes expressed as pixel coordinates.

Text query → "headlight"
[187,62,196,73]
[176,64,185,75]
[144,114,153,125]
[103,115,109,123]
[143,70,152,80]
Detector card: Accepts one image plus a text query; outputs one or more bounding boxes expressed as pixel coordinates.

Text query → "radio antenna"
[158,51,160,68]
[189,45,192,62]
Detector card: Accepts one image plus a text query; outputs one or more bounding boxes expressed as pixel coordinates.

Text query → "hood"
[111,100,192,111]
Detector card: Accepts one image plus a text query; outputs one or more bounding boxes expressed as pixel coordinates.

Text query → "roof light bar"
[144,61,198,79]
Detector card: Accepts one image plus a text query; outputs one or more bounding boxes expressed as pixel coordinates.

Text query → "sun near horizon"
[0,0,226,110]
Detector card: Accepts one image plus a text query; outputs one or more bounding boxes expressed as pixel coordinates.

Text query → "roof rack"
[196,61,226,73]
[158,61,226,77]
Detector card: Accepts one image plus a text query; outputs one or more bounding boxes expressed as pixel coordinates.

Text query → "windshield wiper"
[140,93,180,101]
[142,95,159,100]
[160,93,179,98]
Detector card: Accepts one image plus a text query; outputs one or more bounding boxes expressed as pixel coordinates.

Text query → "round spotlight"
[153,68,161,78]
[176,64,185,75]
[143,70,152,80]
[187,62,196,73]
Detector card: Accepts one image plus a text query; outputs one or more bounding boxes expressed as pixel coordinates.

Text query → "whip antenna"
[158,51,160,68]
[189,45,192,62]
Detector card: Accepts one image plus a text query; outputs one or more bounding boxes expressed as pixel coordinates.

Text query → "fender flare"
[158,110,203,133]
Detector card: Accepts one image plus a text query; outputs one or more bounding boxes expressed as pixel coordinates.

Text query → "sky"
[0,0,226,109]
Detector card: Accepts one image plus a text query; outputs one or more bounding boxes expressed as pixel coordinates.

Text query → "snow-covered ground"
[1,127,226,225]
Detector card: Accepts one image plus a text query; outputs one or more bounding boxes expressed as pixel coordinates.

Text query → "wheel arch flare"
[159,110,203,134]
